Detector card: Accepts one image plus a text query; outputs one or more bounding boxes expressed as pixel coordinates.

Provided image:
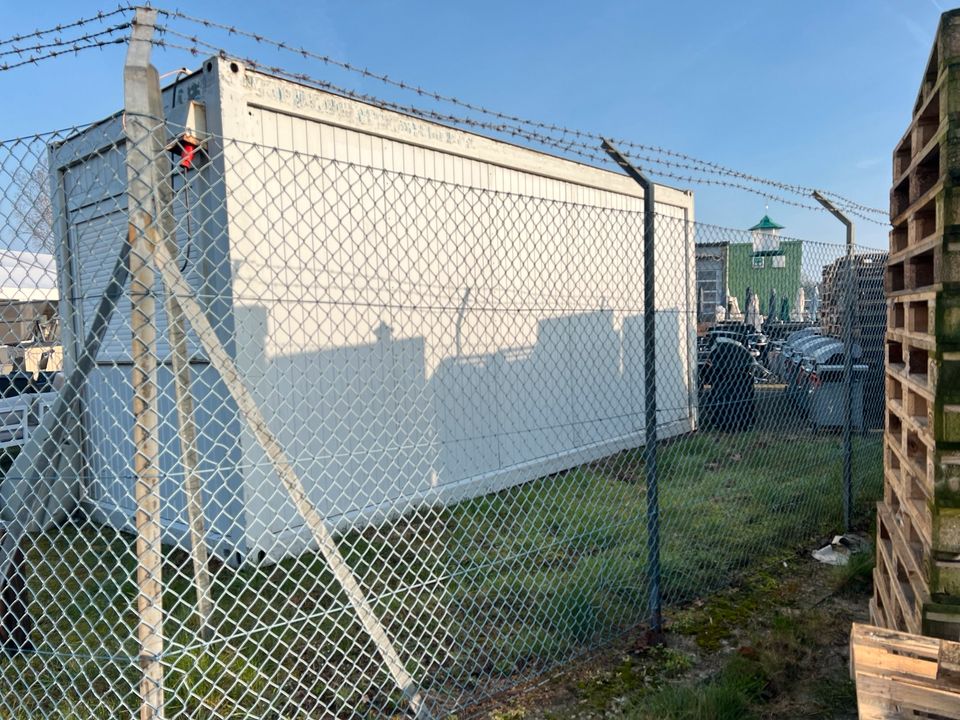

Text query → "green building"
[726,215,802,317]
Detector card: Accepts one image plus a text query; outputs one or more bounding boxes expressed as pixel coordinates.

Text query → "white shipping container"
[50,57,697,563]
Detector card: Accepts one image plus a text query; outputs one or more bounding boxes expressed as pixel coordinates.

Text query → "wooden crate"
[851,622,960,719]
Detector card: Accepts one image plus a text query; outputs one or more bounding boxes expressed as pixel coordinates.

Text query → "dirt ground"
[467,539,872,720]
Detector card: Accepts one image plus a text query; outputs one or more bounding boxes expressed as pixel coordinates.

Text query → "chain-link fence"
[0,47,889,720]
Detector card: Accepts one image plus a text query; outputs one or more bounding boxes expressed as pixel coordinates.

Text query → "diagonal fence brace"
[149,236,433,719]
[0,240,132,603]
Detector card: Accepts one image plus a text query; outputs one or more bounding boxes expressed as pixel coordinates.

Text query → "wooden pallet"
[888,291,937,342]
[886,239,960,299]
[886,288,960,357]
[888,11,960,286]
[886,337,934,398]
[885,339,960,445]
[874,501,929,636]
[881,421,960,593]
[851,622,960,719]
[877,8,960,642]
[820,254,887,340]
[873,496,960,637]
[882,446,933,554]
[890,57,951,232]
[886,359,960,548]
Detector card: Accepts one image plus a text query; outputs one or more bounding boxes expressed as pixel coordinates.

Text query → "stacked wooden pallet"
[850,623,960,719]
[875,10,960,642]
[819,253,888,428]
[820,254,888,342]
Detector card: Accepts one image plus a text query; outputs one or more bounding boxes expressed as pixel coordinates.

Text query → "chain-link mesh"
[0,101,886,719]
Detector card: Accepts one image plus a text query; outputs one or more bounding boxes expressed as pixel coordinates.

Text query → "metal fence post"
[124,8,166,718]
[813,191,855,532]
[601,138,662,636]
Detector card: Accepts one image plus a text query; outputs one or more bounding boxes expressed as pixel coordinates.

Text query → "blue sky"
[0,1,951,248]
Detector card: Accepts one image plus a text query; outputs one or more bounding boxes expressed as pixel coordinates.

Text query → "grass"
[631,654,766,720]
[568,646,693,716]
[531,545,868,720]
[628,631,814,720]
[831,547,876,596]
[0,426,883,718]
[489,544,869,720]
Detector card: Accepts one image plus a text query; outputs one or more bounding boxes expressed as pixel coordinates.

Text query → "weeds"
[625,584,856,719]
[830,548,875,596]
[631,655,766,720]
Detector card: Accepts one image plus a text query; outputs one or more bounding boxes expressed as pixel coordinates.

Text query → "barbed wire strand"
[153,8,888,219]
[149,32,887,225]
[0,5,133,49]
[0,6,889,223]
[0,36,128,73]
[0,24,129,60]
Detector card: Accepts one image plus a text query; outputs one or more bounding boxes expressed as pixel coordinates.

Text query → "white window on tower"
[752,231,780,254]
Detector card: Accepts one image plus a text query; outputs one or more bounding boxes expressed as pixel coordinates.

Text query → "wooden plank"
[877,504,929,635]
[892,176,944,228]
[874,533,902,633]
[853,624,941,663]
[883,466,933,552]
[886,439,932,504]
[854,645,939,679]
[877,502,927,590]
[870,595,889,631]
[941,638,960,675]
[851,623,960,719]
[893,114,948,189]
[856,671,960,719]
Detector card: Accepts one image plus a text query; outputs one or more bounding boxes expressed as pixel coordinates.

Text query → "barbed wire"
[612,139,887,217]
[0,5,889,224]
[417,121,888,223]
[150,32,887,225]
[153,7,888,220]
[0,36,128,73]
[0,6,133,49]
[0,24,129,60]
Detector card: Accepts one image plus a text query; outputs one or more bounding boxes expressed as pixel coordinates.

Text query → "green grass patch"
[1,427,882,717]
[831,547,875,596]
[629,654,766,720]
[629,577,857,719]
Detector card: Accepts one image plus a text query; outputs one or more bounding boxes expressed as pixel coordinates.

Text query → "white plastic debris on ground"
[812,533,868,565]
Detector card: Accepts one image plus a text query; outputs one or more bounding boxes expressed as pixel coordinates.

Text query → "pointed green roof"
[749,215,784,231]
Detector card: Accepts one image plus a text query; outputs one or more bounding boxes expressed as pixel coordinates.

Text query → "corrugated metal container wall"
[726,240,803,315]
[51,57,697,563]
